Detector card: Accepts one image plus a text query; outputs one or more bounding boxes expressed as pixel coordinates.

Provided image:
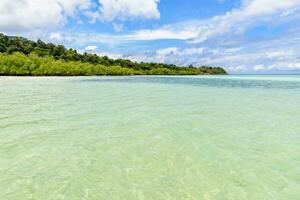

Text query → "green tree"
[0,33,227,76]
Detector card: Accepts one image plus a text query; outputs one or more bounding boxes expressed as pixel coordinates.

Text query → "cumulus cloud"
[5,0,299,42]
[112,0,300,72]
[0,0,161,34]
[122,47,206,65]
[82,0,300,43]
[0,0,92,31]
[39,25,300,73]
[96,0,160,21]
[49,32,63,40]
[85,0,300,43]
[116,27,300,73]
[191,0,300,43]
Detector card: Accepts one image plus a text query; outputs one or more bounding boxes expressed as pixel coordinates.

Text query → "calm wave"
[1,75,300,199]
[82,75,300,89]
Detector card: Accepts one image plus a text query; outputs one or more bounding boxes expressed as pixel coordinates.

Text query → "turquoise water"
[0,75,300,200]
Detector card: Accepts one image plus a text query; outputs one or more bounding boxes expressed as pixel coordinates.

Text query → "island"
[0,33,227,76]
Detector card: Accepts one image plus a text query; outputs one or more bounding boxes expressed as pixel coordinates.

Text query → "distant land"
[0,33,227,76]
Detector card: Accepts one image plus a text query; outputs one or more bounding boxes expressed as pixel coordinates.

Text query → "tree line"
[0,33,227,76]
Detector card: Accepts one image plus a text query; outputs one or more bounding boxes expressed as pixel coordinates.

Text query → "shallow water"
[0,75,300,200]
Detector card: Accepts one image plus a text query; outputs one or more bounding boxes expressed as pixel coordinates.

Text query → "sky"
[1,0,300,74]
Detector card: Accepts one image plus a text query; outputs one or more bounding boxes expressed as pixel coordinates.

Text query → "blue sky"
[1,0,300,73]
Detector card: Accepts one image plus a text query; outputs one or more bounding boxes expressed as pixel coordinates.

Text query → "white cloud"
[81,45,123,59]
[39,26,300,73]
[156,47,204,57]
[0,0,92,31]
[113,23,124,32]
[254,64,266,71]
[43,28,198,46]
[123,47,205,65]
[85,45,98,51]
[49,32,63,40]
[6,0,300,43]
[254,61,300,71]
[116,27,300,72]
[72,0,300,43]
[269,62,300,70]
[126,29,196,40]
[192,0,300,42]
[98,0,300,44]
[181,48,204,55]
[95,51,124,59]
[96,0,160,21]
[241,0,300,17]
[228,66,247,72]
[156,47,178,56]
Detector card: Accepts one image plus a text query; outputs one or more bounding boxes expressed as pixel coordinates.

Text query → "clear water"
[0,75,300,200]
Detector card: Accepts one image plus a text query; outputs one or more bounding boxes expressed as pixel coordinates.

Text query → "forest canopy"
[0,33,227,76]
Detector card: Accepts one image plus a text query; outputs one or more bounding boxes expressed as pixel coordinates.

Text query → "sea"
[0,75,299,199]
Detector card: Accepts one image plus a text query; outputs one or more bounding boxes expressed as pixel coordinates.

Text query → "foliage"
[0,33,227,76]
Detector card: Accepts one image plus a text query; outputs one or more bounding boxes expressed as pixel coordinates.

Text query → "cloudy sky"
[1,0,300,73]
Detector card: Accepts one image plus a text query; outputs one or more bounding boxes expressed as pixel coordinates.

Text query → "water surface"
[0,75,300,199]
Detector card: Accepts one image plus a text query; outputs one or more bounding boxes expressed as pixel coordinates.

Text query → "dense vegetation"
[0,33,227,76]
